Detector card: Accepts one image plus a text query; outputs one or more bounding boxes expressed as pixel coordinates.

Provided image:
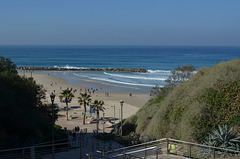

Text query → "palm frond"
[59,89,74,103]
[91,100,105,112]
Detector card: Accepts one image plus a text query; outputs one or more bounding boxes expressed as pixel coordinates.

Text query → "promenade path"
[41,131,187,159]
[47,118,186,158]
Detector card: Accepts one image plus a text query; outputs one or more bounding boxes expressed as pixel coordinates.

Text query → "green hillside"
[124,59,240,143]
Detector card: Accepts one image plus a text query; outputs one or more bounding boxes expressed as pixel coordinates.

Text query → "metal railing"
[0,132,119,159]
[167,138,240,159]
[1,137,240,159]
[104,138,240,159]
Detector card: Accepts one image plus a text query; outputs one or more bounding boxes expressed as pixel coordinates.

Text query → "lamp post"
[103,112,105,133]
[111,105,115,124]
[120,100,124,136]
[23,68,25,76]
[30,70,33,78]
[50,93,55,159]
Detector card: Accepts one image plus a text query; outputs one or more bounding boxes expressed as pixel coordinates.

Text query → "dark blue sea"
[0,45,239,93]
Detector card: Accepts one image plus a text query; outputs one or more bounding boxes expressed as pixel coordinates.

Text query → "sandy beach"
[19,71,150,133]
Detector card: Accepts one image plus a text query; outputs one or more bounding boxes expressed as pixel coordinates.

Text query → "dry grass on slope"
[125,59,240,142]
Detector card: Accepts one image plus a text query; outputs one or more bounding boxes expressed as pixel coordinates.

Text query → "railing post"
[97,140,99,150]
[103,142,105,153]
[109,141,112,151]
[82,134,85,149]
[144,144,147,159]
[22,148,25,159]
[155,146,159,159]
[92,137,94,151]
[188,144,191,158]
[80,141,83,159]
[213,148,215,159]
[30,146,35,159]
[86,137,88,148]
[86,153,94,159]
[123,148,126,159]
[102,148,105,159]
[166,138,169,154]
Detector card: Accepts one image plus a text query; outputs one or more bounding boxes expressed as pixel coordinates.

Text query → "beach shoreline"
[18,71,150,132]
[19,70,153,94]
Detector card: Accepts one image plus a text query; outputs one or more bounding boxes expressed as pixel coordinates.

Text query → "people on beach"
[74,126,80,132]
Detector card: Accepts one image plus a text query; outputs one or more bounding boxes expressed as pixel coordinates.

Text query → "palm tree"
[91,100,105,133]
[78,93,91,125]
[59,89,74,121]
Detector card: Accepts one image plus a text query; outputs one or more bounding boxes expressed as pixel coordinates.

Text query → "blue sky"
[0,0,240,46]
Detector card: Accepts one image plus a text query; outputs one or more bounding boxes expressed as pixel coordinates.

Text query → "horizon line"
[0,44,240,47]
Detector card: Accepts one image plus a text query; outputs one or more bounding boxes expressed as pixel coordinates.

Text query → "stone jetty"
[17,67,148,73]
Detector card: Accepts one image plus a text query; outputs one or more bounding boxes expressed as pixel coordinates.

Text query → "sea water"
[0,45,239,93]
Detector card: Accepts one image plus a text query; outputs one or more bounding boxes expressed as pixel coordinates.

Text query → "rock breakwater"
[17,67,147,73]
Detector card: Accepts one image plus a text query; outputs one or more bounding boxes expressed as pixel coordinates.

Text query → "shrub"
[192,80,240,142]
[200,125,240,158]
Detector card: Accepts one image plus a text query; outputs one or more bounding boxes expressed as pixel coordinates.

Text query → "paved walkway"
[42,128,188,159]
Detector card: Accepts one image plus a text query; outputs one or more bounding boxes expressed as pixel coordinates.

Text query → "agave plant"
[201,125,240,158]
[205,125,240,150]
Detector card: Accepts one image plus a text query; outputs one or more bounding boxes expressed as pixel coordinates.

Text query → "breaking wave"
[147,70,171,73]
[54,65,88,69]
[103,72,166,81]
[89,77,156,87]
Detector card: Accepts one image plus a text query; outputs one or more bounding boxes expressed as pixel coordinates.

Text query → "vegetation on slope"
[124,59,240,143]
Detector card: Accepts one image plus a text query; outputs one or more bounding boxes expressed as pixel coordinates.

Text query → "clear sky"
[0,0,240,46]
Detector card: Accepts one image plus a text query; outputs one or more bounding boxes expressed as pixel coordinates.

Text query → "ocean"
[0,45,239,93]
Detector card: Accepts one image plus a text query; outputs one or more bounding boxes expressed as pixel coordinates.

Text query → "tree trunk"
[96,110,99,133]
[83,103,86,125]
[66,101,69,121]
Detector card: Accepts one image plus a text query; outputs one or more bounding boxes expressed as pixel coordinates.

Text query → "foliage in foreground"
[124,59,240,143]
[200,125,240,158]
[204,125,240,150]
[0,56,66,148]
